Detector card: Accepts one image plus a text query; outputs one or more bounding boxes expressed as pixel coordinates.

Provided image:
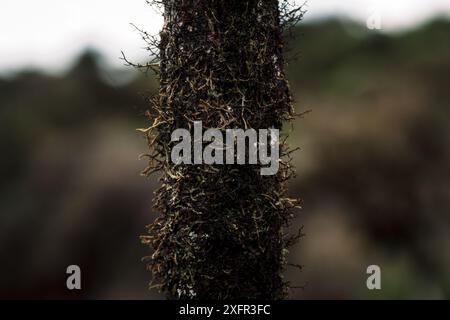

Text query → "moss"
[140,0,303,299]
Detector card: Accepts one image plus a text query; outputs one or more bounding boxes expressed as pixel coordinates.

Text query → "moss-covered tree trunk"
[142,0,298,299]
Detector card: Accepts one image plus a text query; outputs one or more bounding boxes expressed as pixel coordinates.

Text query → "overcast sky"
[1,0,450,74]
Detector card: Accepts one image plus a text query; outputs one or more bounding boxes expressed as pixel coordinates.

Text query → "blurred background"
[0,0,449,299]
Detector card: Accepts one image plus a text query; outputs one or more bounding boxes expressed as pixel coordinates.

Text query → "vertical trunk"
[142,0,297,299]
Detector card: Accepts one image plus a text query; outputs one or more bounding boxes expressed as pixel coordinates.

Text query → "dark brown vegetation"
[139,0,303,299]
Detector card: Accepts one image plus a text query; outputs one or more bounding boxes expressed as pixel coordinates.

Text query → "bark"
[142,0,298,299]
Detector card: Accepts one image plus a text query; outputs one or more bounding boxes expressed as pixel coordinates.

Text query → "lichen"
[139,0,304,300]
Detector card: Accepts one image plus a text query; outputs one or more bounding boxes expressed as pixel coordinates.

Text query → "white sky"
[1,0,450,75]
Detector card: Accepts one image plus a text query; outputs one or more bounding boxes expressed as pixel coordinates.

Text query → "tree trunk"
[142,0,298,299]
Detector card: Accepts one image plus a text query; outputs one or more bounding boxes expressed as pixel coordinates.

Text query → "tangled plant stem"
[139,0,304,299]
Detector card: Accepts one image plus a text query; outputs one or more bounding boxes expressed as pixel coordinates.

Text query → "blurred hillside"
[0,18,449,299]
